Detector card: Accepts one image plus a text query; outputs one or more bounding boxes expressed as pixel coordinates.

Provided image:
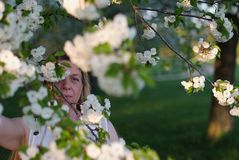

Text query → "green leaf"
[15,0,23,5]
[19,42,31,59]
[22,10,31,17]
[122,73,131,89]
[105,63,122,77]
[175,7,183,15]
[60,61,71,68]
[93,43,113,54]
[47,55,57,62]
[54,51,65,57]
[4,4,14,15]
[190,0,197,7]
[55,64,65,78]
[0,81,10,97]
[138,69,155,87]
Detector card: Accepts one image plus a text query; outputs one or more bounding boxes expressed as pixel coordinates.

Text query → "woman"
[0,59,119,159]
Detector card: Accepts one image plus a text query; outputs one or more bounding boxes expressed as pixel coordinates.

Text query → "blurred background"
[1,0,239,160]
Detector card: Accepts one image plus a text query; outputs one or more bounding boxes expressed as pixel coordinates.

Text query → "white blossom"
[208,5,234,42]
[26,146,39,158]
[38,86,48,100]
[181,76,205,92]
[61,104,69,113]
[176,0,192,10]
[86,143,101,159]
[192,38,219,62]
[41,107,54,119]
[86,141,134,160]
[181,81,193,90]
[0,50,21,73]
[64,14,131,73]
[52,127,62,139]
[30,46,46,63]
[41,142,65,160]
[164,15,176,27]
[31,103,42,115]
[40,62,70,82]
[0,0,44,50]
[27,91,38,103]
[104,98,111,110]
[230,107,239,117]
[95,0,110,9]
[80,94,106,124]
[136,48,160,66]
[212,79,238,106]
[62,0,110,20]
[142,23,157,40]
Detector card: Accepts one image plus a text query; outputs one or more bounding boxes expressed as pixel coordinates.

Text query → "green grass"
[108,79,239,160]
[1,79,239,160]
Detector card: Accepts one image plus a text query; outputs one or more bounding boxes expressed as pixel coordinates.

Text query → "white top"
[28,118,109,147]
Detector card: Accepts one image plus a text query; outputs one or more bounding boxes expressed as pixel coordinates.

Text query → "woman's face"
[55,62,83,105]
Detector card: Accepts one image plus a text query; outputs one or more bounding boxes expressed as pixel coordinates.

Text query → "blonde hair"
[77,70,91,108]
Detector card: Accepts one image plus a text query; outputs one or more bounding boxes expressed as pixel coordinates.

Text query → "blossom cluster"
[229,106,239,117]
[19,146,39,160]
[62,0,110,20]
[164,15,176,28]
[40,61,70,82]
[0,0,44,50]
[23,87,61,130]
[142,23,157,40]
[136,48,160,66]
[20,142,66,160]
[0,50,36,97]
[181,76,205,93]
[28,46,71,83]
[208,5,234,43]
[86,141,134,160]
[176,0,192,10]
[111,0,122,4]
[192,38,219,62]
[212,79,238,106]
[64,14,144,97]
[92,53,145,97]
[64,14,133,72]
[30,46,46,64]
[80,94,111,125]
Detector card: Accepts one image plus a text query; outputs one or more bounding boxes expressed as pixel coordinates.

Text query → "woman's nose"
[62,78,71,90]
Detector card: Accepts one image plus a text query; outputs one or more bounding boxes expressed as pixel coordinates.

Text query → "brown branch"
[132,5,214,85]
[135,7,213,21]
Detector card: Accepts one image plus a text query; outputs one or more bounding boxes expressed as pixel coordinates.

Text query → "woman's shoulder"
[15,117,30,145]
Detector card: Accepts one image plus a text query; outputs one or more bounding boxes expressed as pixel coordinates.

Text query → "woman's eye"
[72,77,80,81]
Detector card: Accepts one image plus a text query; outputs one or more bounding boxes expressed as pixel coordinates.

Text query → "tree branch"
[132,6,214,85]
[135,7,213,21]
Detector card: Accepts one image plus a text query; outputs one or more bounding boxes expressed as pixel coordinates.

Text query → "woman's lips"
[65,95,73,99]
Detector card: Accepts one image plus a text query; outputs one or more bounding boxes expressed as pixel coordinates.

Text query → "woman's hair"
[10,55,91,160]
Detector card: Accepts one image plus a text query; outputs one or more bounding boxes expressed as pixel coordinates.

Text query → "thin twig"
[132,6,214,86]
[135,7,213,21]
[198,0,239,6]
[52,84,99,141]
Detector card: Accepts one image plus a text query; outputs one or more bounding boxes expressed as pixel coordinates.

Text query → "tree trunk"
[207,15,238,139]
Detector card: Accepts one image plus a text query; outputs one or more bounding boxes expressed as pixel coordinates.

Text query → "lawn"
[1,77,239,160]
[107,78,239,160]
